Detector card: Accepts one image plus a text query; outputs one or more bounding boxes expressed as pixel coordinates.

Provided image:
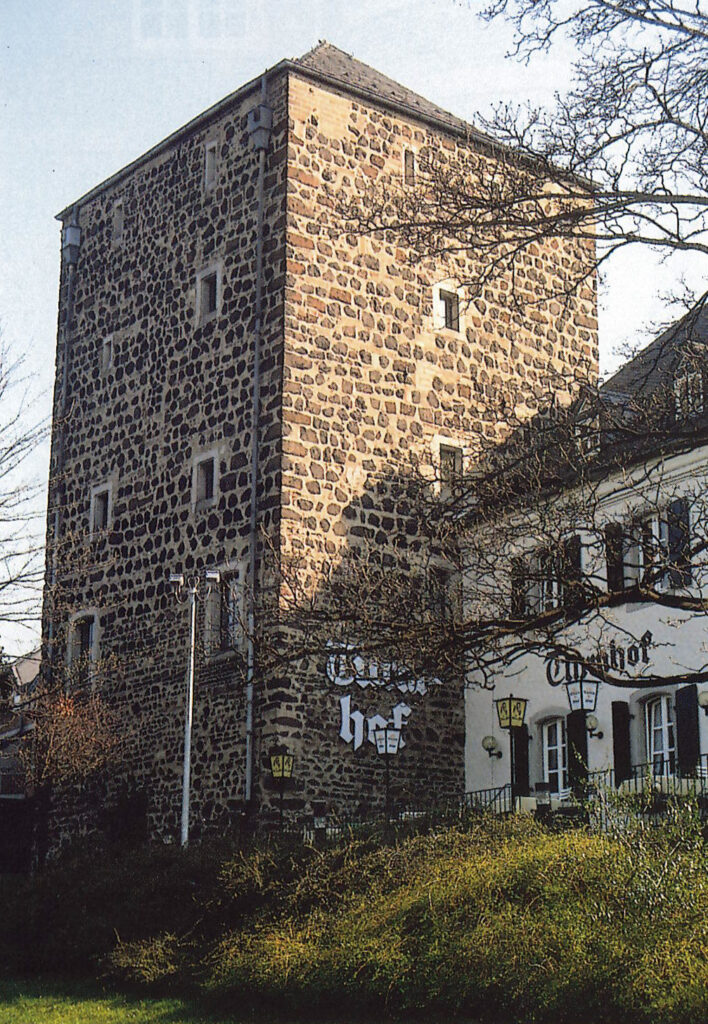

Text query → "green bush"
[2,809,708,1023]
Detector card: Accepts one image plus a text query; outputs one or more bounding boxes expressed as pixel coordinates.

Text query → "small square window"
[195,456,216,504]
[198,270,219,322]
[112,201,124,242]
[403,148,415,186]
[440,290,460,332]
[205,140,218,190]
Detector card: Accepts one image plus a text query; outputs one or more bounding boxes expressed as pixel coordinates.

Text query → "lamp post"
[270,749,295,829]
[374,725,401,825]
[494,693,528,808]
[170,568,220,847]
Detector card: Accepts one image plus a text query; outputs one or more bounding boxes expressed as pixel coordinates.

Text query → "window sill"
[194,498,217,513]
[206,648,244,665]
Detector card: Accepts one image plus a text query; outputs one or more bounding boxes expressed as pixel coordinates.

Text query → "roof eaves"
[55,58,291,222]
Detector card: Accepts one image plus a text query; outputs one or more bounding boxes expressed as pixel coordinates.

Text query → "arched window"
[542,718,569,795]
[644,695,675,775]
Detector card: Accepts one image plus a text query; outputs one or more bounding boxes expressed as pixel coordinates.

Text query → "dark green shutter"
[611,701,632,785]
[512,725,530,797]
[675,684,699,775]
[567,710,588,793]
[668,499,691,586]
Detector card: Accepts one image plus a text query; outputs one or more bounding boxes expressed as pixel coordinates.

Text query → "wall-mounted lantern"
[565,677,599,713]
[698,691,708,717]
[270,749,295,829]
[494,694,528,730]
[482,735,502,759]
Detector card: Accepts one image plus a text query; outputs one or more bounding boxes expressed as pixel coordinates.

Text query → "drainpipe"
[245,76,273,805]
[46,208,81,685]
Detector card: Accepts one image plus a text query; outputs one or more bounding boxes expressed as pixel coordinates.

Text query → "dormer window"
[674,369,704,419]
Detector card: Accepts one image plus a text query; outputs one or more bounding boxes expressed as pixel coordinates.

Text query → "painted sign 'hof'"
[327,645,440,754]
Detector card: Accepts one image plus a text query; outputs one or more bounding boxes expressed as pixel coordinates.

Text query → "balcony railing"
[587,753,708,800]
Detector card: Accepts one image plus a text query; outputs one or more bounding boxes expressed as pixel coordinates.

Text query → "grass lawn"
[0,977,259,1024]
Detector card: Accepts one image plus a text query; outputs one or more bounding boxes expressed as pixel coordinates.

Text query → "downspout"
[46,208,81,685]
[245,76,273,804]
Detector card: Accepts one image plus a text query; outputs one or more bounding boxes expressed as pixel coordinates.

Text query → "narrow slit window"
[101,336,113,376]
[112,201,124,242]
[403,148,415,186]
[92,489,110,531]
[204,141,218,190]
[195,457,215,503]
[439,444,463,495]
[440,290,460,332]
[199,271,218,321]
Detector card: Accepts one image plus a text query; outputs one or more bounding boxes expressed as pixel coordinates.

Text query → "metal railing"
[587,753,708,801]
[464,783,512,815]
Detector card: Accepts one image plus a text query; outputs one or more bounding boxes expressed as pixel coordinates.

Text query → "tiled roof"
[293,41,480,139]
[600,306,708,400]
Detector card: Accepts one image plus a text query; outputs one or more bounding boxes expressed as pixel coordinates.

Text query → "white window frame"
[196,264,222,324]
[67,610,101,691]
[644,694,676,776]
[432,280,464,334]
[89,481,113,533]
[191,448,220,509]
[541,717,570,796]
[204,138,218,192]
[204,558,247,658]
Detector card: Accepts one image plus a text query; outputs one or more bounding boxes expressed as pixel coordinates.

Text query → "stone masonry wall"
[44,75,289,848]
[43,61,599,847]
[253,72,599,821]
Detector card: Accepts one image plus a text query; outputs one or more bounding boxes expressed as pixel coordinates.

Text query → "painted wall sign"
[338,694,411,752]
[326,644,439,696]
[545,631,653,686]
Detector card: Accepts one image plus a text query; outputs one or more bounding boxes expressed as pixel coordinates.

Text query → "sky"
[0,0,703,656]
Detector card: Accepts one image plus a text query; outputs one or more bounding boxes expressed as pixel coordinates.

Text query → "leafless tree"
[0,342,46,650]
[346,1,708,317]
[270,354,708,693]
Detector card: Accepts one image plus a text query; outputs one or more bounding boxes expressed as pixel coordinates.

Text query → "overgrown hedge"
[2,807,708,1023]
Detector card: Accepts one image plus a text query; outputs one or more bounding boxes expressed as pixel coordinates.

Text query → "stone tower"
[43,42,598,845]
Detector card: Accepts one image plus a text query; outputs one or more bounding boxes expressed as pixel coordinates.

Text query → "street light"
[170,568,220,847]
[494,693,528,808]
[270,749,295,829]
[374,725,401,824]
